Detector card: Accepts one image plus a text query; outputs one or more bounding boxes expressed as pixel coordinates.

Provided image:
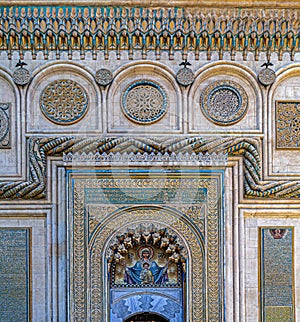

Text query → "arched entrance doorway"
[124,312,169,322]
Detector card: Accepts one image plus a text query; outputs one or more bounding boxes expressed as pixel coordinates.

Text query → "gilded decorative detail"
[121,80,168,124]
[0,103,10,148]
[201,80,248,126]
[95,69,113,86]
[40,79,89,125]
[1,136,300,199]
[260,227,294,322]
[0,7,298,60]
[276,101,300,149]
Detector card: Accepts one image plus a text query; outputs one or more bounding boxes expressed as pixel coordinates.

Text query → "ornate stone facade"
[0,1,300,322]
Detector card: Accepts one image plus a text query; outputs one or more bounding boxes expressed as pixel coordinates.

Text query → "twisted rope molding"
[0,136,299,199]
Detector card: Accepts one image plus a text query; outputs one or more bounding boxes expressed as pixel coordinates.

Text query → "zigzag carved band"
[0,136,299,199]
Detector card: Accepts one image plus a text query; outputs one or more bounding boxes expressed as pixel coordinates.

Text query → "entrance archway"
[124,312,169,322]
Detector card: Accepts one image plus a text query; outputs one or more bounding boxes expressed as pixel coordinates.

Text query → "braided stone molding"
[1,136,300,200]
[0,7,299,60]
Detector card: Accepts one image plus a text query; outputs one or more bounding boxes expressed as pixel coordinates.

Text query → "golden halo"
[137,245,154,260]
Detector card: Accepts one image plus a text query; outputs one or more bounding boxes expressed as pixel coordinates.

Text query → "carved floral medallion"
[40,79,89,125]
[121,80,168,124]
[200,80,248,126]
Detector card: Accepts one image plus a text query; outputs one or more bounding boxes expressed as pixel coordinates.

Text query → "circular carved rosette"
[121,80,168,124]
[176,67,195,86]
[95,68,113,86]
[258,68,276,86]
[200,80,248,126]
[13,68,31,86]
[40,79,89,125]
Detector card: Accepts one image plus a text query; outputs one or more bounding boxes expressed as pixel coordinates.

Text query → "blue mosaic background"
[261,228,294,321]
[0,229,30,322]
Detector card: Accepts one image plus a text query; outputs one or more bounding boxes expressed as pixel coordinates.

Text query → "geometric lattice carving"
[40,80,89,125]
[121,80,168,124]
[0,103,10,148]
[201,80,248,126]
[276,101,300,148]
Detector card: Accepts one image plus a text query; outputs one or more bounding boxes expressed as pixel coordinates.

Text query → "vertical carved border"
[259,227,295,322]
[0,228,31,321]
[0,103,10,148]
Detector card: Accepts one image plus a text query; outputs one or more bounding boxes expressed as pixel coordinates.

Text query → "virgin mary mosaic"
[108,228,186,288]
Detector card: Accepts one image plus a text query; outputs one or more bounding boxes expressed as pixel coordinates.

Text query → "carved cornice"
[0,6,299,60]
[0,136,300,200]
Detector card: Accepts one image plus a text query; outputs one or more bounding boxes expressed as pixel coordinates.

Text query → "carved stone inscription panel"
[68,169,224,322]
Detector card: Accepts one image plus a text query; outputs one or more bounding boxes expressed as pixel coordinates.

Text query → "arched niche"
[268,64,300,176]
[88,206,205,322]
[106,62,183,134]
[188,61,262,134]
[0,67,20,176]
[25,62,102,134]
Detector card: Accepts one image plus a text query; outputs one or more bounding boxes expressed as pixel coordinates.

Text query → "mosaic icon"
[40,79,89,125]
[200,80,248,126]
[121,80,168,124]
[95,68,113,86]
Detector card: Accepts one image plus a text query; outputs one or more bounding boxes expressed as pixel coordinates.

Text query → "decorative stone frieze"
[1,136,300,199]
[40,79,89,125]
[121,80,168,124]
[0,6,298,60]
[200,80,248,126]
[0,103,10,148]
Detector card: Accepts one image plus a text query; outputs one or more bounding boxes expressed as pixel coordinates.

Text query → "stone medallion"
[95,69,113,86]
[258,68,276,86]
[121,80,168,124]
[200,80,248,126]
[176,67,195,86]
[40,79,89,125]
[13,68,31,86]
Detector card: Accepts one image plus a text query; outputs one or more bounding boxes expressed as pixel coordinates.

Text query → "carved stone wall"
[0,2,300,322]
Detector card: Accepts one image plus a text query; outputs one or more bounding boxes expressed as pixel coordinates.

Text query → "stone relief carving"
[200,80,248,126]
[276,101,300,148]
[258,68,276,86]
[0,103,10,148]
[1,136,300,199]
[121,80,168,124]
[0,7,298,60]
[176,67,195,87]
[40,79,89,125]
[12,60,31,86]
[95,68,113,86]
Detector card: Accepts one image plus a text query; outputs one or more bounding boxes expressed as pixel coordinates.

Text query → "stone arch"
[89,206,205,322]
[188,61,262,132]
[267,64,300,174]
[25,62,102,133]
[106,62,183,133]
